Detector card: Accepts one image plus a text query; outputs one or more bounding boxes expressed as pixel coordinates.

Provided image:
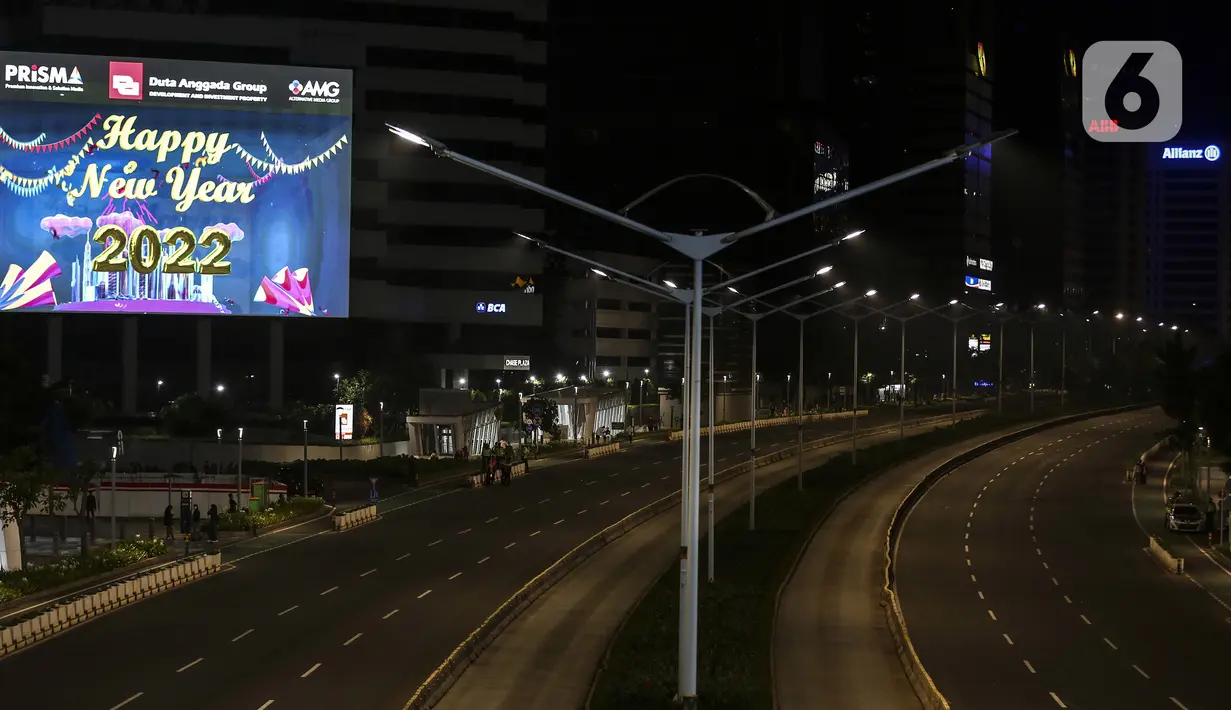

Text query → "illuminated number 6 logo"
[90,225,233,276]
[1081,41,1182,143]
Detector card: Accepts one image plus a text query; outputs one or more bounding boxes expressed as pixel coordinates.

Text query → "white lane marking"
[360,568,377,577]
[485,517,499,523]
[965,533,969,540]
[257,702,275,710]
[971,574,977,583]
[231,629,254,642]
[1043,562,1049,570]
[586,481,597,486]
[302,663,321,678]
[449,572,462,580]
[344,633,363,646]
[428,539,442,547]
[529,530,541,537]
[1003,634,1013,645]
[457,528,471,535]
[578,509,588,515]
[1080,614,1091,625]
[477,556,490,564]
[1104,638,1118,650]
[600,500,610,506]
[621,491,631,497]
[1170,699,1189,709]
[397,553,411,561]
[654,461,663,465]
[110,694,144,710]
[1063,595,1072,604]
[505,542,517,549]
[553,519,565,525]
[967,559,972,567]
[610,473,619,478]
[978,591,984,600]
[563,489,572,494]
[383,609,399,619]
[320,586,339,596]
[539,498,551,504]
[632,467,640,471]
[278,605,299,616]
[1049,692,1067,707]
[417,590,432,599]
[1024,660,1036,673]
[642,483,651,488]
[662,475,669,480]
[176,658,204,673]
[1036,549,1042,556]
[1132,665,1149,678]
[514,507,525,512]
[964,545,969,553]
[987,609,997,621]
[1052,578,1060,586]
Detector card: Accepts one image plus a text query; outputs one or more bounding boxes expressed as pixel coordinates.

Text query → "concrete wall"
[77,437,412,471]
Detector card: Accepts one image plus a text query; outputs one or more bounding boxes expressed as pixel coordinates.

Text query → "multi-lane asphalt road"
[896,409,1231,710]
[3,408,959,710]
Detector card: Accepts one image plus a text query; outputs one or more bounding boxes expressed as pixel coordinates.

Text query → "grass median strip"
[588,410,1073,710]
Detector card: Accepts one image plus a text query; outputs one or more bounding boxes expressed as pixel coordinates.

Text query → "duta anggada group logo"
[0,51,353,317]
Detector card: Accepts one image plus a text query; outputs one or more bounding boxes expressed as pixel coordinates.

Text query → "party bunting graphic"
[0,251,61,311]
[229,134,349,176]
[0,138,97,198]
[0,114,102,152]
[253,266,315,316]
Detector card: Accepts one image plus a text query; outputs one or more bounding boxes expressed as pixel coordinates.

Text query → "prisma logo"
[108,61,143,100]
[4,64,82,85]
[289,80,340,98]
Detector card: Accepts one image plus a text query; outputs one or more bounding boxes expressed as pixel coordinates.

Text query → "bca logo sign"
[1082,41,1182,143]
[288,80,340,97]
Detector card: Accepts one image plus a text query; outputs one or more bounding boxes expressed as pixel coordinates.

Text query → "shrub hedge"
[0,537,168,605]
[218,497,325,532]
[588,410,1069,710]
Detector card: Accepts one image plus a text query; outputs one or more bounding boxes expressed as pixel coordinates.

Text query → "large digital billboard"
[0,52,351,316]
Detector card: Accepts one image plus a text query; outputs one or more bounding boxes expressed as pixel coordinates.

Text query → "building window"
[627,328,652,340]
[628,356,651,367]
[596,327,623,339]
[627,301,653,312]
[597,298,623,310]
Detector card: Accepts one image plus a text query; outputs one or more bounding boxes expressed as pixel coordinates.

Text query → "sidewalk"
[1132,452,1231,611]
[432,423,960,710]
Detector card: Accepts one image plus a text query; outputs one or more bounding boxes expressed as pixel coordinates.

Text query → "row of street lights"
[389,119,1018,705]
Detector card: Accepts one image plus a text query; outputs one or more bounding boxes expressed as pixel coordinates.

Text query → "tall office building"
[12,0,548,406]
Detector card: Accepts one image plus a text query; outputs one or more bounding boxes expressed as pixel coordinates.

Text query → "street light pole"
[899,320,907,440]
[796,315,805,489]
[951,320,958,426]
[852,319,859,462]
[302,419,309,498]
[749,317,759,530]
[1060,327,1067,410]
[1030,323,1036,414]
[387,121,1018,709]
[678,300,691,695]
[707,311,716,582]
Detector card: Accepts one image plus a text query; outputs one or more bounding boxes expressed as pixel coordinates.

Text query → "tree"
[523,397,560,440]
[334,370,379,414]
[1155,335,1199,449]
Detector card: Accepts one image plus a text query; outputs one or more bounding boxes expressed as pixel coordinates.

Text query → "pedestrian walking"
[228,492,238,514]
[163,504,174,539]
[207,504,220,542]
[191,503,201,538]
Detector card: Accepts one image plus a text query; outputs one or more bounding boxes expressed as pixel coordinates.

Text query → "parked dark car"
[1165,502,1204,533]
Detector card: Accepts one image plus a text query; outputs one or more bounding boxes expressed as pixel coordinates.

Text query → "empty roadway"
[4,408,963,710]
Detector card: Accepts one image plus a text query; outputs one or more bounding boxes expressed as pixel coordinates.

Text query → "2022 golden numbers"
[89,224,233,276]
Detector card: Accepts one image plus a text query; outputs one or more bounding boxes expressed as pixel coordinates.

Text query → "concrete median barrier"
[1148,535,1185,574]
[583,442,621,459]
[880,403,1150,710]
[0,551,222,660]
[466,462,529,489]
[333,504,377,531]
[667,409,868,441]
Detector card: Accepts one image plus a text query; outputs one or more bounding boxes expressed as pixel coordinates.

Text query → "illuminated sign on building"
[476,302,506,313]
[503,357,530,371]
[1162,145,1220,161]
[964,275,992,291]
[965,256,993,272]
[968,333,992,354]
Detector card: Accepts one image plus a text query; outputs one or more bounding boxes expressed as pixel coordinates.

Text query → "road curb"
[880,404,1150,710]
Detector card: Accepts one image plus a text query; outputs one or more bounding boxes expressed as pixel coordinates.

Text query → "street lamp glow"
[994,302,1004,308]
[727,286,739,294]
[1116,313,1124,319]
[1092,310,1100,315]
[555,373,565,382]
[949,299,958,305]
[215,384,225,392]
[459,378,466,385]
[1158,322,1164,327]
[157,379,164,386]
[602,370,611,378]
[865,289,877,297]
[833,281,846,288]
[1036,303,1046,310]
[1171,325,1178,330]
[842,229,865,240]
[333,373,340,380]
[909,293,920,300]
[387,124,432,148]
[591,268,608,277]
[663,279,678,289]
[1135,316,1143,322]
[816,265,833,275]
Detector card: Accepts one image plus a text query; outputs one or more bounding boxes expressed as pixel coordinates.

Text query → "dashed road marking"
[417,590,432,599]
[477,556,490,564]
[360,568,377,578]
[257,702,275,710]
[485,517,499,523]
[1003,634,1013,645]
[1049,691,1067,707]
[344,633,363,647]
[448,572,462,580]
[110,694,144,710]
[529,530,541,537]
[553,519,565,525]
[1024,660,1036,674]
[539,498,550,504]
[302,663,321,678]
[1080,614,1091,625]
[383,609,399,620]
[176,658,203,673]
[320,586,338,596]
[397,553,411,561]
[1132,665,1149,678]
[457,528,471,535]
[600,500,610,506]
[987,610,997,621]
[1170,699,1189,709]
[428,539,442,547]
[278,605,299,616]
[505,542,517,549]
[231,629,254,642]
[1104,638,1118,650]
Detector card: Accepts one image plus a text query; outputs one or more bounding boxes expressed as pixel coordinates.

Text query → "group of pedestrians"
[162,502,221,542]
[479,440,518,486]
